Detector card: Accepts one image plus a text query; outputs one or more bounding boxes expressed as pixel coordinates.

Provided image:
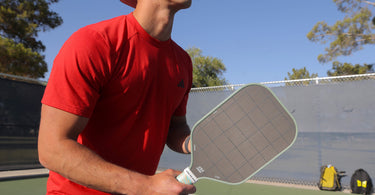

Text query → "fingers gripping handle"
[177,167,198,184]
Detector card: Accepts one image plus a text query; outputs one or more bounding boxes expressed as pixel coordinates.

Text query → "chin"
[184,0,192,8]
[175,0,192,9]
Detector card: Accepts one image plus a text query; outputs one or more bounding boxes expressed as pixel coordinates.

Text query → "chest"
[100,40,190,114]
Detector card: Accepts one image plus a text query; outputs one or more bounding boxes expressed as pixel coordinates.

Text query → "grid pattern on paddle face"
[190,85,296,184]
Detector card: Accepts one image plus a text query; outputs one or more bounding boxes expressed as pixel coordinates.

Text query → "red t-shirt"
[42,13,192,194]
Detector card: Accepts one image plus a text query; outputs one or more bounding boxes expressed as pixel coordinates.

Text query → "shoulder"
[171,40,192,64]
[70,14,138,50]
[172,41,193,78]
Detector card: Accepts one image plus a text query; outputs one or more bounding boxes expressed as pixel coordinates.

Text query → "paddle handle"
[176,167,198,184]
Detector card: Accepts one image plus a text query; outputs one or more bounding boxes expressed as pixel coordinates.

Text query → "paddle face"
[178,84,297,185]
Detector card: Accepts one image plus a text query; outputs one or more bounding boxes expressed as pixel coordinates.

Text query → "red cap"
[120,0,137,8]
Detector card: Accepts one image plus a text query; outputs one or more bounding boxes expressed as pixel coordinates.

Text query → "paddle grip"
[176,167,198,184]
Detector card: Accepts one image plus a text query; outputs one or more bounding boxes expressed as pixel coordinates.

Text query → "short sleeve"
[42,27,113,117]
[173,51,193,116]
[173,92,190,116]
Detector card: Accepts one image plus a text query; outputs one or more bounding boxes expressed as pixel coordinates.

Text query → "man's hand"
[144,169,196,195]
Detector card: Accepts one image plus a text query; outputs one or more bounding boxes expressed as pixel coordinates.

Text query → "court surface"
[194,179,350,195]
[0,176,351,195]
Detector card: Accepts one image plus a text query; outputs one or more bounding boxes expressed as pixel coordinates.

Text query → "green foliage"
[327,61,374,76]
[0,36,46,77]
[0,0,62,78]
[285,67,318,86]
[307,0,375,63]
[186,47,227,88]
[285,67,318,80]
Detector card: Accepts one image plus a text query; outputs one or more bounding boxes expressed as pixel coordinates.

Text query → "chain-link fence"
[190,73,375,90]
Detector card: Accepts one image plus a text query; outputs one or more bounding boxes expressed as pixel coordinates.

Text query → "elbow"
[38,142,50,169]
[38,133,55,170]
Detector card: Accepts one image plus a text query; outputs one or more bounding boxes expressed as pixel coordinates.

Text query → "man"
[38,0,196,194]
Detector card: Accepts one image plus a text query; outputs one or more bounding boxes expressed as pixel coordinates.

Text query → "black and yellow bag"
[350,169,373,194]
[318,165,345,191]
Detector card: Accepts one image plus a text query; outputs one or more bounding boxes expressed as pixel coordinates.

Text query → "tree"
[285,67,318,86]
[307,0,375,63]
[285,67,318,80]
[186,47,227,88]
[327,61,374,76]
[0,0,62,78]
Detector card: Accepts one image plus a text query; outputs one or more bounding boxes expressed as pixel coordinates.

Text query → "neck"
[133,2,177,41]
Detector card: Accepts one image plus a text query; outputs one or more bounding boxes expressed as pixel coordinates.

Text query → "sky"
[38,0,375,85]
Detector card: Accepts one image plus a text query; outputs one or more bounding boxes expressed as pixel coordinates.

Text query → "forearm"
[167,116,191,154]
[39,137,147,194]
[38,105,195,194]
[39,138,195,194]
[38,105,148,194]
